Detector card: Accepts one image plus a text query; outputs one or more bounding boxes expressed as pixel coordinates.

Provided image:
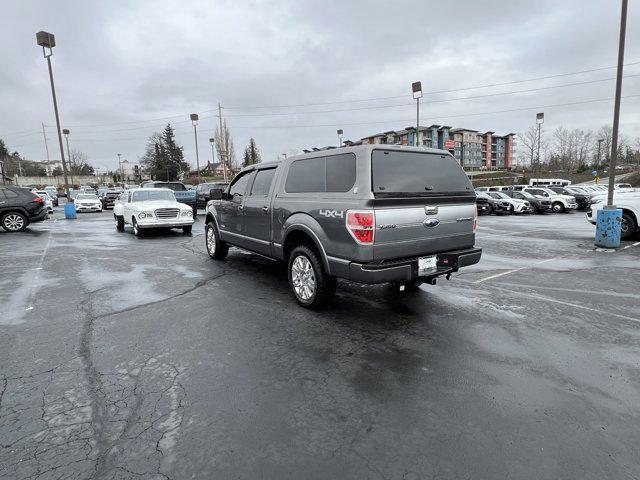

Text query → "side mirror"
[210,188,223,200]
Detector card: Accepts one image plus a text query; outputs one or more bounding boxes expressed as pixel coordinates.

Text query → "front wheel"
[288,245,336,309]
[132,218,143,237]
[621,212,637,240]
[1,212,28,232]
[192,206,197,219]
[182,225,192,234]
[115,214,125,231]
[552,202,565,213]
[205,221,228,260]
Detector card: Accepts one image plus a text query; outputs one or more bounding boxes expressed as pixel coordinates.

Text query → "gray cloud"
[2,0,639,171]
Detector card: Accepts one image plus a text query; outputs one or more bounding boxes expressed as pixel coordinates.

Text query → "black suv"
[101,189,123,209]
[0,186,48,232]
[505,190,552,213]
[196,182,229,209]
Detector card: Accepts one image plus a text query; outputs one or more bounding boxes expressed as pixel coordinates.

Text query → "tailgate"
[373,199,475,260]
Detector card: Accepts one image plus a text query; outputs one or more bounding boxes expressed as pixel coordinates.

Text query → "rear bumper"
[29,209,48,223]
[343,247,482,284]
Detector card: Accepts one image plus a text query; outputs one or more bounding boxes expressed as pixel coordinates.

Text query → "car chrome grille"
[155,208,180,219]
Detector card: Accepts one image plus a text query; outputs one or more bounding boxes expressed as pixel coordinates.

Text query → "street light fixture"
[412,81,423,147]
[191,113,200,178]
[337,129,343,148]
[36,31,71,199]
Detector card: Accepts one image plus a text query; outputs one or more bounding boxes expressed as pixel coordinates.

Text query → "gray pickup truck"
[204,145,481,308]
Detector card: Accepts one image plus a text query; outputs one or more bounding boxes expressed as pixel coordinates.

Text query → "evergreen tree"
[140,125,190,180]
[242,138,261,167]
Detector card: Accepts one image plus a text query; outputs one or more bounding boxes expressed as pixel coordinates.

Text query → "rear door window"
[250,168,276,196]
[371,150,472,196]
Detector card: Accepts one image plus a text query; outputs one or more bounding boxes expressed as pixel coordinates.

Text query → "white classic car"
[113,188,194,236]
[74,193,103,212]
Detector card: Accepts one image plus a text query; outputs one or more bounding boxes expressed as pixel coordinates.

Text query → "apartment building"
[351,126,515,168]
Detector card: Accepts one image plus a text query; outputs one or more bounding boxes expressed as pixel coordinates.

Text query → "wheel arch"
[282,223,330,273]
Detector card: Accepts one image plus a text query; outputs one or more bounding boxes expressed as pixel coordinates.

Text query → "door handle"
[262,206,269,212]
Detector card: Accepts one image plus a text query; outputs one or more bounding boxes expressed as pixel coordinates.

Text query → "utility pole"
[218,103,228,182]
[117,153,123,184]
[607,0,627,207]
[42,123,52,175]
[36,31,71,199]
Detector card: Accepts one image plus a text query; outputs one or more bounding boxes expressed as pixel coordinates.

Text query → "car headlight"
[180,210,192,217]
[138,212,147,219]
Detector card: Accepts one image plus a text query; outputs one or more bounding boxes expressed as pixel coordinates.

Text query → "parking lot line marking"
[621,241,640,250]
[491,285,640,325]
[24,220,55,312]
[491,282,640,299]
[473,258,555,284]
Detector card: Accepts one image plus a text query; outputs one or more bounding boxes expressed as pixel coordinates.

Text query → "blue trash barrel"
[595,207,622,248]
[64,202,77,219]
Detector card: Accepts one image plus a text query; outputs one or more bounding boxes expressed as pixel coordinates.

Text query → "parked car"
[475,192,511,215]
[549,186,591,210]
[587,193,640,240]
[43,187,59,206]
[522,187,578,213]
[74,193,103,212]
[0,186,48,232]
[101,188,123,209]
[204,145,482,309]
[487,191,532,214]
[505,190,552,213]
[141,181,197,217]
[196,182,229,209]
[34,191,54,213]
[113,188,194,236]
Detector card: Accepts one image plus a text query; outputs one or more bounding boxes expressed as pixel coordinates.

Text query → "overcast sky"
[2,0,639,172]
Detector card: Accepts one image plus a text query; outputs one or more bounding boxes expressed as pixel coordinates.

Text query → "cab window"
[229,172,252,204]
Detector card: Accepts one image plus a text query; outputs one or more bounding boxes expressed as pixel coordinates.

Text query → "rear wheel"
[552,202,565,213]
[530,204,539,214]
[621,212,637,240]
[1,212,28,232]
[115,214,125,231]
[205,221,228,260]
[288,245,336,309]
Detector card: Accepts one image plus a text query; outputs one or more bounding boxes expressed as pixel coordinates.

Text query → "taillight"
[33,196,43,203]
[473,205,478,233]
[346,210,375,244]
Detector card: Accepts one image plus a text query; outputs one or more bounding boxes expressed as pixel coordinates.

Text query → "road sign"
[592,170,598,176]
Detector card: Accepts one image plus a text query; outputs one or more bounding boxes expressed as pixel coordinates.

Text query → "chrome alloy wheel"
[3,214,25,231]
[291,255,316,301]
[206,225,216,254]
[621,217,629,234]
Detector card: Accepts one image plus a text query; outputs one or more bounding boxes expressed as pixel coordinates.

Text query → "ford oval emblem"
[423,218,440,228]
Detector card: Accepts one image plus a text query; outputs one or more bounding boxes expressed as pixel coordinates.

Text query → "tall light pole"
[337,129,343,148]
[607,0,627,207]
[36,31,71,199]
[62,128,75,186]
[536,112,544,171]
[190,113,200,179]
[597,138,604,167]
[412,81,423,147]
[117,153,124,184]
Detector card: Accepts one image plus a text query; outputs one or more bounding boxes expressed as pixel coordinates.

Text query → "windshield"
[154,183,185,191]
[132,190,176,202]
[371,150,472,196]
[489,192,508,199]
[76,194,98,200]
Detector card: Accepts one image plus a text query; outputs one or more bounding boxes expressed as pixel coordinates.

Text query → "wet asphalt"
[1,207,640,480]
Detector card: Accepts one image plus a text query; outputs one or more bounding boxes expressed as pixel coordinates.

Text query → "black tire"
[182,225,192,234]
[621,212,637,240]
[115,214,125,231]
[132,218,143,237]
[530,204,539,214]
[287,244,336,309]
[192,206,197,219]
[205,221,228,260]
[552,202,565,213]
[1,211,28,232]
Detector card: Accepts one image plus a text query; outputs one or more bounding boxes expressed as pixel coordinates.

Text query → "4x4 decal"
[319,209,344,218]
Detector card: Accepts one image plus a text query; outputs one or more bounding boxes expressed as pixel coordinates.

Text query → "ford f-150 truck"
[204,145,482,309]
[142,181,197,217]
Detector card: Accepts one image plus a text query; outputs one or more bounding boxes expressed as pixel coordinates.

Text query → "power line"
[223,60,640,109]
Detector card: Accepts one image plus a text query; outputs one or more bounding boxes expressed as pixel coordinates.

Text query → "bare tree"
[214,120,237,172]
[517,125,545,167]
[68,149,94,175]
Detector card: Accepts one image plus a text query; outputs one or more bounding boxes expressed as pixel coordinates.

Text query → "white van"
[529,178,572,187]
